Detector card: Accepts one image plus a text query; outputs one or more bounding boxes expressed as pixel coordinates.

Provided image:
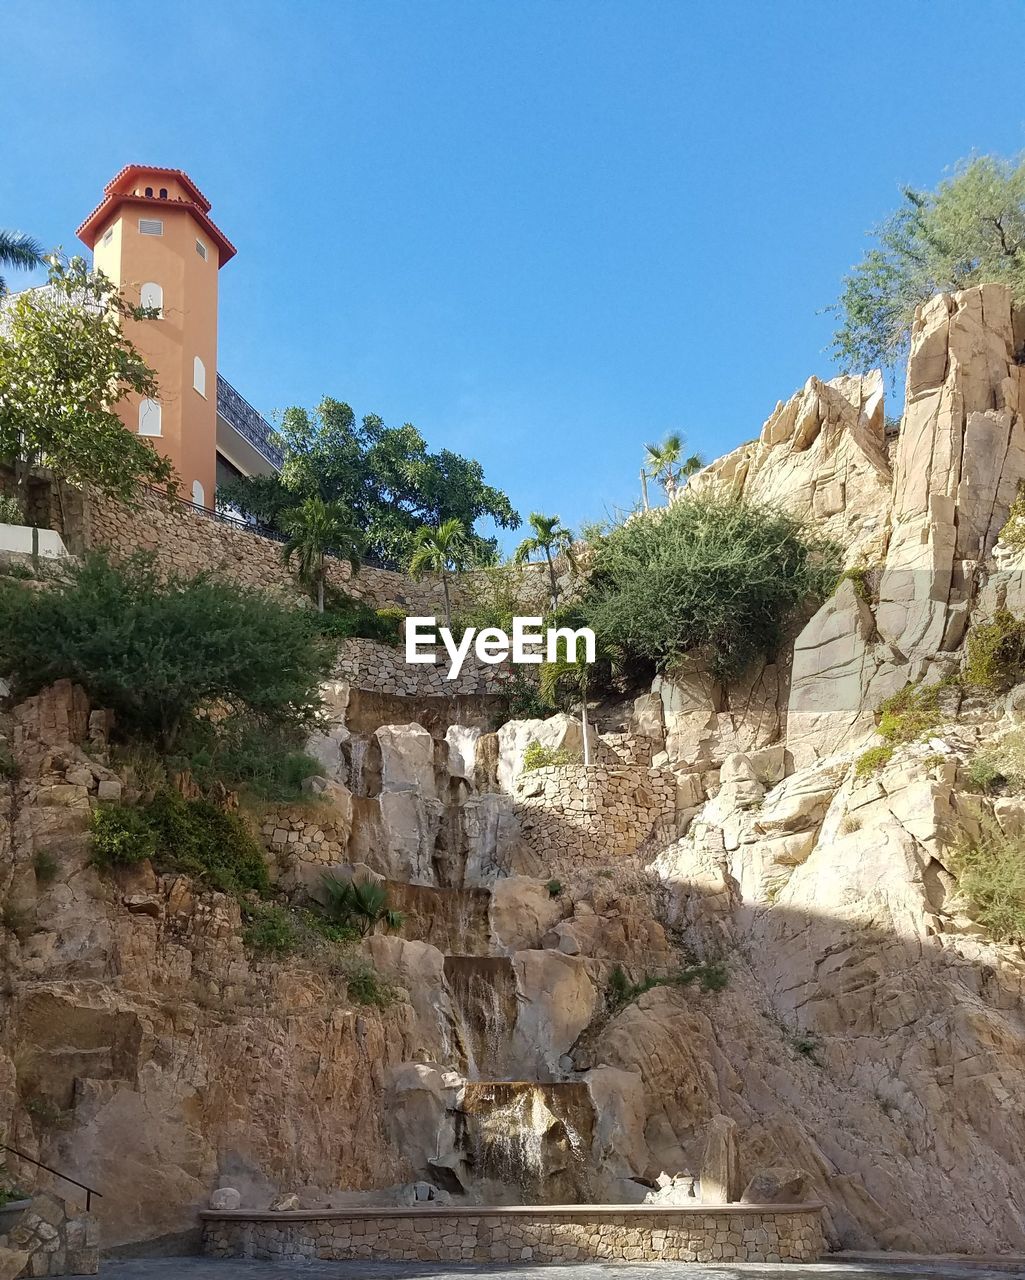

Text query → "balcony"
[216,373,284,471]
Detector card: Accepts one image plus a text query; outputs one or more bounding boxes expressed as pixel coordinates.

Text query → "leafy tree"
[0,254,176,516]
[0,551,332,748]
[513,512,576,611]
[0,230,44,296]
[320,872,403,937]
[281,495,363,612]
[407,517,469,629]
[833,154,1025,372]
[579,493,840,682]
[642,433,703,504]
[217,397,519,567]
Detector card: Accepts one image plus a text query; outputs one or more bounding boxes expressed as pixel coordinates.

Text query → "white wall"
[0,524,68,559]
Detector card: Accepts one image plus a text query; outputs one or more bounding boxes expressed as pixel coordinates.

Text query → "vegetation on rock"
[855,682,946,777]
[951,812,1025,943]
[521,741,577,772]
[0,551,333,750]
[833,153,1025,371]
[319,873,404,937]
[578,493,839,682]
[963,609,1025,691]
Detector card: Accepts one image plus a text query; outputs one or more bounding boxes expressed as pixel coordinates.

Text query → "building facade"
[76,164,280,508]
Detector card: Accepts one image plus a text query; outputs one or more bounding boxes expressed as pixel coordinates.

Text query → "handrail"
[1,1143,103,1213]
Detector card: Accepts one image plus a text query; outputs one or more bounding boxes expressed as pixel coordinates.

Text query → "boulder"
[375,723,437,797]
[0,1248,29,1280]
[268,1193,300,1212]
[741,1166,807,1205]
[209,1187,241,1210]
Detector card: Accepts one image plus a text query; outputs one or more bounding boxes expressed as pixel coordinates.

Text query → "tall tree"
[0,230,44,296]
[0,255,176,516]
[833,153,1025,372]
[643,433,701,501]
[281,496,363,612]
[513,512,576,612]
[407,517,469,629]
[217,397,520,567]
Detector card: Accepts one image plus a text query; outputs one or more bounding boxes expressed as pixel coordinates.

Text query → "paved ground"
[102,1258,1025,1279]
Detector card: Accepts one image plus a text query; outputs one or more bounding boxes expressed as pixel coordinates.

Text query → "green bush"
[546,878,563,898]
[522,741,577,773]
[875,682,943,743]
[950,815,1025,943]
[145,790,268,894]
[319,873,404,937]
[579,493,840,681]
[91,792,268,893]
[315,588,405,646]
[242,902,302,955]
[965,731,1025,795]
[0,551,333,750]
[90,804,158,867]
[501,672,550,721]
[855,744,895,778]
[174,715,322,804]
[964,609,1025,691]
[0,495,24,526]
[606,959,728,1011]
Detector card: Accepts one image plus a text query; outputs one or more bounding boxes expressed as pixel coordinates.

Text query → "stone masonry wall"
[202,1205,824,1264]
[514,763,677,861]
[0,1193,99,1276]
[335,638,513,697]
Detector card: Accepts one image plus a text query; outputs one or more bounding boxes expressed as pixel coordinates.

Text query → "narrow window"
[192,480,206,507]
[195,239,207,260]
[101,228,113,247]
[138,399,162,436]
[159,188,168,199]
[145,186,153,197]
[139,218,163,236]
[140,282,163,316]
[193,356,206,397]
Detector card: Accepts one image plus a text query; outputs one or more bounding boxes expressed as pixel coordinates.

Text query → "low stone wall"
[201,1203,825,1264]
[79,487,451,614]
[515,763,678,860]
[335,637,513,697]
[0,1193,99,1276]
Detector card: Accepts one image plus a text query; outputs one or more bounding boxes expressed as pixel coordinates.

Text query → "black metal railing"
[216,374,284,469]
[2,1144,103,1213]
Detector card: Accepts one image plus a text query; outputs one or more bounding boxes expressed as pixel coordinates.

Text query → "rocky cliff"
[3,284,1025,1259]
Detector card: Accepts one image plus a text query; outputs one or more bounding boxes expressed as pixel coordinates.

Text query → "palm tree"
[539,653,594,767]
[513,512,576,612]
[321,873,403,937]
[281,496,363,612]
[0,231,44,296]
[407,517,468,629]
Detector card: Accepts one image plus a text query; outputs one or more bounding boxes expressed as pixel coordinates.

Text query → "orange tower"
[76,165,236,509]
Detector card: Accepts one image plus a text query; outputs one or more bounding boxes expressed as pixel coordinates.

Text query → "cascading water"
[444,956,518,1079]
[460,1082,594,1204]
[347,735,368,796]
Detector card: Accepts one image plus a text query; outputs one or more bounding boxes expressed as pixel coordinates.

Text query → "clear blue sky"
[4,1,1025,549]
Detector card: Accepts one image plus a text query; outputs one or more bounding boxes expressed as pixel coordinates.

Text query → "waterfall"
[444,956,518,1079]
[348,735,368,796]
[461,1082,594,1204]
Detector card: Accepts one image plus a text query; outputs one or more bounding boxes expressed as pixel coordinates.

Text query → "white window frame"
[102,228,114,247]
[139,218,163,236]
[140,282,163,317]
[138,399,162,436]
[192,480,206,507]
[193,356,207,398]
[195,238,208,260]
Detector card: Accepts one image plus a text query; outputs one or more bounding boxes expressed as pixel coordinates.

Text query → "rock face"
[6,283,1025,1260]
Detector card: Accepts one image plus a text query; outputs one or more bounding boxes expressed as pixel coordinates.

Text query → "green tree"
[320,872,403,938]
[281,495,363,612]
[833,154,1025,372]
[407,517,469,629]
[0,230,44,296]
[0,551,332,749]
[580,493,840,682]
[217,397,520,567]
[513,512,576,612]
[642,433,703,504]
[0,255,176,517]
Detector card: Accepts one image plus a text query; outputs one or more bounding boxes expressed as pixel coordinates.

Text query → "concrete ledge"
[202,1202,826,1265]
[201,1201,823,1221]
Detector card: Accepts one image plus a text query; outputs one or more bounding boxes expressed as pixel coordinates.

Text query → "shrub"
[315,588,404,646]
[319,873,403,937]
[579,493,840,682]
[0,495,23,526]
[1000,487,1025,549]
[606,960,728,1011]
[964,609,1025,691]
[546,878,563,898]
[950,815,1025,942]
[679,960,729,992]
[855,744,894,778]
[339,957,394,1008]
[175,715,323,804]
[242,902,301,955]
[875,682,943,743]
[502,672,550,721]
[145,790,269,894]
[90,804,158,867]
[965,731,1025,795]
[838,566,872,602]
[0,551,333,749]
[522,741,577,773]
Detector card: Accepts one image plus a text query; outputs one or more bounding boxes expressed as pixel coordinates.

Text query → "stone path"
[102,1258,1025,1279]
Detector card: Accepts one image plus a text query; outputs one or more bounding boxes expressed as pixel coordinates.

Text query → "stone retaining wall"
[515,763,678,860]
[335,637,513,697]
[0,1193,99,1276]
[202,1204,824,1264]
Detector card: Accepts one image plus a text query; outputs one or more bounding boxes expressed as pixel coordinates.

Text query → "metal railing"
[2,1143,103,1213]
[216,374,284,469]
